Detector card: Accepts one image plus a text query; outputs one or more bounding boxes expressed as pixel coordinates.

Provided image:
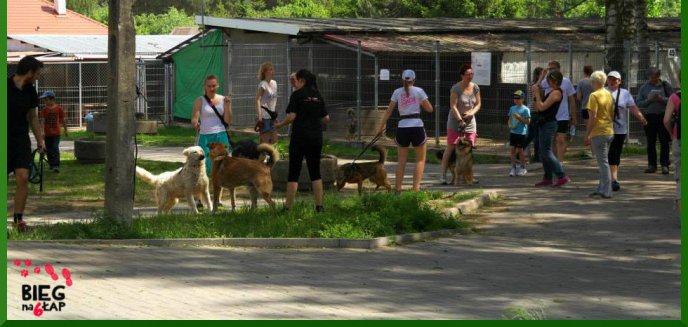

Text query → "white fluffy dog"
[135,146,212,214]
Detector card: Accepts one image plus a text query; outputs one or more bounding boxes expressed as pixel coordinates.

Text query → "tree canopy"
[68,0,680,34]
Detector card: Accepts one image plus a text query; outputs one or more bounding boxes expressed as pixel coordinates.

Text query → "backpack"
[671,90,681,140]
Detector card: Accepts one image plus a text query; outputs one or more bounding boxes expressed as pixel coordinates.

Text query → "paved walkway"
[6,142,680,319]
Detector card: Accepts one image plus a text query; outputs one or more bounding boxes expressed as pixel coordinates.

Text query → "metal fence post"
[568,40,573,79]
[357,40,362,144]
[78,62,83,127]
[308,43,314,72]
[655,40,660,69]
[374,56,379,111]
[624,41,632,144]
[434,41,440,146]
[526,41,532,91]
[286,40,292,137]
[164,63,169,125]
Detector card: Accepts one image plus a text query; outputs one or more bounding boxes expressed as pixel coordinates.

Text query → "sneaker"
[509,166,516,177]
[552,175,571,187]
[517,167,528,176]
[644,166,657,173]
[535,179,553,187]
[589,192,601,198]
[439,176,448,185]
[661,166,670,175]
[612,180,620,192]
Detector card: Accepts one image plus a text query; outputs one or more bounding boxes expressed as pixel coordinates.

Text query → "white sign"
[471,52,492,86]
[379,69,390,81]
[668,48,677,58]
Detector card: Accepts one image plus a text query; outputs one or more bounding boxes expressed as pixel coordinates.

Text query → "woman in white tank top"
[191,75,232,176]
[256,62,278,144]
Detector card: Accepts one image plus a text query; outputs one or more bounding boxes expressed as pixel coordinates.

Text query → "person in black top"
[274,69,330,212]
[532,70,571,187]
[8,56,46,232]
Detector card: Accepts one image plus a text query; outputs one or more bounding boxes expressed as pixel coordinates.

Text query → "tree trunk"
[635,0,650,89]
[605,0,636,73]
[105,0,136,225]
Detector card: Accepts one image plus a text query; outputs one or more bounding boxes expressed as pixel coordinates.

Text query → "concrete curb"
[443,191,500,216]
[9,192,499,249]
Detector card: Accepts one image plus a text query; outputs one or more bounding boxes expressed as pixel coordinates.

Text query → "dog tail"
[135,166,160,186]
[371,145,386,164]
[256,143,280,167]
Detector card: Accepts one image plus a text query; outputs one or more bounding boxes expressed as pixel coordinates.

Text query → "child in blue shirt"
[508,90,531,176]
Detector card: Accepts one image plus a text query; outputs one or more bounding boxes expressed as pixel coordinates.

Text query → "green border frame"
[1,1,686,324]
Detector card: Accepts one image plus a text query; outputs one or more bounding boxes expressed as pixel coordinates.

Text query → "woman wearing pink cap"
[377,69,434,193]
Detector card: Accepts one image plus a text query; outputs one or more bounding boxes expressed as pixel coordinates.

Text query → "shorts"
[509,133,527,148]
[7,136,32,174]
[395,127,427,147]
[260,119,274,133]
[556,120,569,134]
[447,129,478,146]
[608,134,626,166]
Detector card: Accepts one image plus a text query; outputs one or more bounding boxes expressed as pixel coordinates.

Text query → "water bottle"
[569,126,576,137]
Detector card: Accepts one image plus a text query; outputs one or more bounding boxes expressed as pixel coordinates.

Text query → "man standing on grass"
[7,56,45,232]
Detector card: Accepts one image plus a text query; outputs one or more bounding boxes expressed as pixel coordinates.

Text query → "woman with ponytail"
[377,69,434,193]
[275,69,330,212]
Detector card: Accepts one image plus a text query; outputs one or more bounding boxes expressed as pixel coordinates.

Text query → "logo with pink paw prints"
[11,258,73,317]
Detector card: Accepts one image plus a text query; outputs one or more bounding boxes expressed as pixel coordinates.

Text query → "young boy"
[39,91,68,172]
[508,90,531,176]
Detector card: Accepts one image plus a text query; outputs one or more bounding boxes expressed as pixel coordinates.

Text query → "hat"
[401,69,416,81]
[512,90,525,99]
[608,71,622,80]
[39,90,55,99]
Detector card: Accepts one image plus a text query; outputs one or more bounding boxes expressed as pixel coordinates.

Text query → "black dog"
[231,139,260,160]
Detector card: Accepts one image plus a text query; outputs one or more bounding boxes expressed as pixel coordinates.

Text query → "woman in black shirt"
[275,69,330,212]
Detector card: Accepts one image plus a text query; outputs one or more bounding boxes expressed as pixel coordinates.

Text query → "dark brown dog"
[208,142,279,212]
[336,145,391,195]
[436,139,474,185]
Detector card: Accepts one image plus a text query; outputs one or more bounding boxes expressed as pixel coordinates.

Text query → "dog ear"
[183,147,191,156]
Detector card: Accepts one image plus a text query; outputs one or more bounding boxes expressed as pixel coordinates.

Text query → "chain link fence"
[226,40,680,154]
[7,60,172,127]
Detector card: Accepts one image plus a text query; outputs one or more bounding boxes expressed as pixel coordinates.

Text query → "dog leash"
[351,134,382,164]
[28,148,47,192]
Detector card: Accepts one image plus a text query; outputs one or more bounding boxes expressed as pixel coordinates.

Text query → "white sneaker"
[509,166,516,177]
[517,167,528,176]
[439,176,448,185]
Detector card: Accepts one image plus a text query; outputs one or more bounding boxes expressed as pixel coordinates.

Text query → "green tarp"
[172,30,224,119]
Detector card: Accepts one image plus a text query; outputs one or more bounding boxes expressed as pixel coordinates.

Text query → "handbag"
[262,105,278,120]
[203,95,235,148]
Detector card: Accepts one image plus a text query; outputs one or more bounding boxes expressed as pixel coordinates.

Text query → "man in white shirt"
[539,61,578,161]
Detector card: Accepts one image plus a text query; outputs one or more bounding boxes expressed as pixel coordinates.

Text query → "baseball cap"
[608,71,622,80]
[39,90,55,99]
[512,90,525,99]
[401,69,416,81]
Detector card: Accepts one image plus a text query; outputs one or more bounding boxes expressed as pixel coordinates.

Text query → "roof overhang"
[195,16,300,35]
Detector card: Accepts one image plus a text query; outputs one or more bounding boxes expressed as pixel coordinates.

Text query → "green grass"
[7,153,181,215]
[66,126,196,147]
[8,192,468,240]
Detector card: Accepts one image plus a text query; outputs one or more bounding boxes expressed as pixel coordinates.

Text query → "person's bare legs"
[441,143,455,183]
[412,143,427,191]
[555,133,568,161]
[396,147,409,192]
[285,182,298,208]
[13,168,29,215]
[312,179,323,206]
[610,165,619,181]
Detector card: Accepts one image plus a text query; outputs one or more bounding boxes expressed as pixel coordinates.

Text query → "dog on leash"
[208,142,279,212]
[335,145,391,195]
[436,139,475,186]
[135,146,212,214]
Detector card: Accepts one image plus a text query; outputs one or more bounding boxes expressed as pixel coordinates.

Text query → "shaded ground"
[6,150,680,319]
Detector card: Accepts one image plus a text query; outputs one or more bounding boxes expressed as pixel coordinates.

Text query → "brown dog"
[208,142,279,212]
[336,145,391,195]
[435,139,475,185]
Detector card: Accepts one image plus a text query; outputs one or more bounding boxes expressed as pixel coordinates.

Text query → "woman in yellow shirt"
[585,71,615,198]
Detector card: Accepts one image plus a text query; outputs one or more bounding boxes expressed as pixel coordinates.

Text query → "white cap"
[608,71,622,80]
[402,69,416,81]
